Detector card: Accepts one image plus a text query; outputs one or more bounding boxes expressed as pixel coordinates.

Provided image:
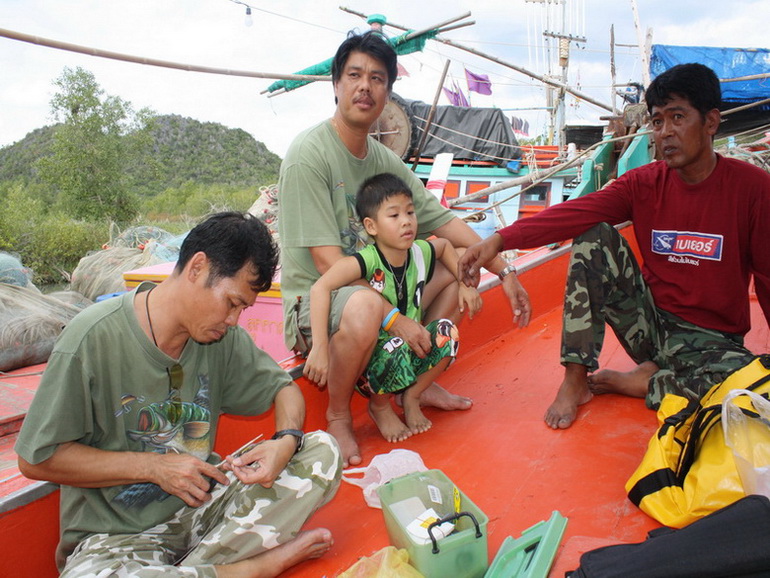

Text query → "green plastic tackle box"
[376,469,489,578]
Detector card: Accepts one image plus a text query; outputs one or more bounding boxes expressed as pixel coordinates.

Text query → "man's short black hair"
[355,173,413,221]
[175,211,279,293]
[646,63,722,116]
[331,30,398,93]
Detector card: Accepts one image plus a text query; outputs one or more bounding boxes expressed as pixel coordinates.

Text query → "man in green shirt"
[278,31,532,467]
[16,212,342,577]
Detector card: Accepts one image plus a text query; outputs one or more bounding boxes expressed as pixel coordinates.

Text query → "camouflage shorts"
[60,431,342,577]
[360,319,459,395]
[561,223,755,409]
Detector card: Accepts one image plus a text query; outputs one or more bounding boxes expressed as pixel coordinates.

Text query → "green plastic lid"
[484,511,568,578]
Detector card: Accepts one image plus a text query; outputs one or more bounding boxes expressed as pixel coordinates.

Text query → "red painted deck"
[1,228,768,577]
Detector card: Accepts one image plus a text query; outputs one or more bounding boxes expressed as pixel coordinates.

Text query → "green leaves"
[0,66,282,285]
[37,67,143,225]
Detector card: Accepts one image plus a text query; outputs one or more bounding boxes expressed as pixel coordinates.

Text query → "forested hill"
[0,114,282,195]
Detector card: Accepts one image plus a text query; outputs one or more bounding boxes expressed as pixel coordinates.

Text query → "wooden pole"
[411,59,452,171]
[0,27,331,83]
[403,12,472,41]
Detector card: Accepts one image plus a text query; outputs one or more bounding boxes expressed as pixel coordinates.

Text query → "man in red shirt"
[459,63,770,429]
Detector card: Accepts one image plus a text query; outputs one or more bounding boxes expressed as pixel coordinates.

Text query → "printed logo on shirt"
[651,230,723,262]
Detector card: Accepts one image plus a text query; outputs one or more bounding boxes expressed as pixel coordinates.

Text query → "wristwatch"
[271,429,305,454]
[498,263,517,281]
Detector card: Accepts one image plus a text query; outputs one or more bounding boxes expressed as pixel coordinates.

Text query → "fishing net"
[247,184,280,243]
[70,246,164,301]
[106,224,174,250]
[0,251,34,288]
[0,283,88,371]
[71,225,185,301]
[47,290,94,310]
[105,224,187,264]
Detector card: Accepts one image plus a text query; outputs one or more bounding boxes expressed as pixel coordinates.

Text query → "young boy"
[305,173,482,444]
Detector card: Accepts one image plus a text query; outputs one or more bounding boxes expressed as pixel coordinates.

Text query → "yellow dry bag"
[625,354,770,528]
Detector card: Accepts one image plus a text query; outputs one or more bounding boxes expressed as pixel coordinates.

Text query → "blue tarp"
[650,45,770,103]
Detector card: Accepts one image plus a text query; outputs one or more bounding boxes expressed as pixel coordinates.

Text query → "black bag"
[567,494,770,578]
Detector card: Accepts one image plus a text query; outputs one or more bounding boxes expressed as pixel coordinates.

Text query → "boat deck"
[1,233,768,577]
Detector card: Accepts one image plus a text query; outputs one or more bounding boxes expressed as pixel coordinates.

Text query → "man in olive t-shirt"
[278,31,531,468]
[16,212,342,577]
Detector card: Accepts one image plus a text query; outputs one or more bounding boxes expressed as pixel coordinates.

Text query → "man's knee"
[337,289,382,344]
[297,430,343,482]
[574,222,616,245]
[569,222,639,285]
[286,431,342,507]
[423,260,457,305]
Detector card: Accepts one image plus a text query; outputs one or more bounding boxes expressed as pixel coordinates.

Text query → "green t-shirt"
[277,119,454,348]
[354,240,435,322]
[15,283,292,566]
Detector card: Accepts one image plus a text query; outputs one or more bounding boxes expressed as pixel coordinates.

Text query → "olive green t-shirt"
[15,283,292,567]
[277,120,454,349]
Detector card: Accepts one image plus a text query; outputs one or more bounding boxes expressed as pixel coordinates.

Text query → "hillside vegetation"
[0,67,282,285]
[0,114,281,195]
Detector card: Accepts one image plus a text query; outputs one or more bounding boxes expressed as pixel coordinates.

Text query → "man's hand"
[152,452,228,508]
[457,233,504,287]
[502,273,531,328]
[225,438,294,488]
[388,314,432,358]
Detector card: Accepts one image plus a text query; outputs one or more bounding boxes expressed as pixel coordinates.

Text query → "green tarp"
[265,30,437,94]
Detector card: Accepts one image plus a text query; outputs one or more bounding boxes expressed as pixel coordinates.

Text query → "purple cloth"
[442,82,469,107]
[465,68,492,95]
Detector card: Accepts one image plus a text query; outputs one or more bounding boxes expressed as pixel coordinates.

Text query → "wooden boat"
[375,93,600,237]
[2,35,770,577]
[2,165,768,577]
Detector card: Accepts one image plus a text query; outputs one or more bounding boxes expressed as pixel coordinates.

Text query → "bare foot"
[396,382,472,411]
[544,364,594,430]
[588,361,659,398]
[215,528,333,578]
[368,399,413,443]
[403,394,432,435]
[327,418,361,468]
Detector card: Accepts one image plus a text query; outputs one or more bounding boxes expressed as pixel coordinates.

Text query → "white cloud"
[0,0,766,157]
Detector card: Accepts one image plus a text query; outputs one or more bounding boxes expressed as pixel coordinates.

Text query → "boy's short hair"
[355,173,413,221]
[646,63,721,116]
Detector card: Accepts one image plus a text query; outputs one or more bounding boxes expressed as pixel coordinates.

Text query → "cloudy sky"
[1,0,769,157]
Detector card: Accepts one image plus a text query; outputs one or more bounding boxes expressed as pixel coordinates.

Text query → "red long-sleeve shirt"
[499,155,770,336]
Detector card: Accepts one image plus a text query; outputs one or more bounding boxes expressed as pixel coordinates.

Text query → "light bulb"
[244,6,253,27]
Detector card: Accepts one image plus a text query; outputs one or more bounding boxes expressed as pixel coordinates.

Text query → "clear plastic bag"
[722,388,770,497]
[342,449,428,508]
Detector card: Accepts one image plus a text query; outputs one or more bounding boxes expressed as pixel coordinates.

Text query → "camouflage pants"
[562,223,755,409]
[60,431,342,578]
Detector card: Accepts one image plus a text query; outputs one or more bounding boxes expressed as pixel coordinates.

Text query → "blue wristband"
[381,307,399,330]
